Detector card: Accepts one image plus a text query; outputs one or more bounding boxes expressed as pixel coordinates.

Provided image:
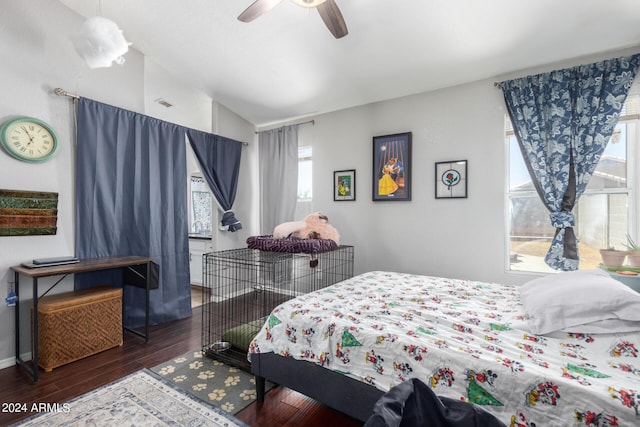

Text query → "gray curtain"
[186,130,243,232]
[259,125,299,234]
[75,98,192,328]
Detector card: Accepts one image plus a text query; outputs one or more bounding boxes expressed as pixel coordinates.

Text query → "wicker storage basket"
[34,286,123,372]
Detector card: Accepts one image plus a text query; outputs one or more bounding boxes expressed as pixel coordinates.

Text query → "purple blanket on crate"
[246,235,338,254]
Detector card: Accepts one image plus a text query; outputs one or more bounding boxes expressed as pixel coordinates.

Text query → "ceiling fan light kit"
[290,0,327,7]
[238,0,348,39]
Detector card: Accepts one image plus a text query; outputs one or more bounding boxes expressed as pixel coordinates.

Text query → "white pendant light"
[73,16,130,69]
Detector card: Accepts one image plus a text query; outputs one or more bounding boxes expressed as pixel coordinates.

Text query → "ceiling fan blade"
[238,0,284,22]
[316,0,348,39]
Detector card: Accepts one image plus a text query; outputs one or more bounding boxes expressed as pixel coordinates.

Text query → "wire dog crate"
[201,246,354,370]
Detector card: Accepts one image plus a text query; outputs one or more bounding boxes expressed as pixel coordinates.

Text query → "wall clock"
[0,116,59,162]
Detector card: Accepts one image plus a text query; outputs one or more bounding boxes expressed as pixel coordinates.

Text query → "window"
[506,95,639,272]
[190,175,213,235]
[298,146,313,202]
[295,145,313,219]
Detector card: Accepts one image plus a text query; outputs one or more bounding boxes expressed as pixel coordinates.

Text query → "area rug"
[151,349,274,415]
[11,369,248,427]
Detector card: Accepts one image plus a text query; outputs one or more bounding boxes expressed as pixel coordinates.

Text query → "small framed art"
[334,170,356,201]
[372,132,411,201]
[435,160,467,199]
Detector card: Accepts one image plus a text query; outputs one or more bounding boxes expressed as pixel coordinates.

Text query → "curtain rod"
[54,87,80,99]
[53,87,249,147]
[255,119,315,134]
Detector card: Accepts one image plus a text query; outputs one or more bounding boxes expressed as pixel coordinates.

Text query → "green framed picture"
[334,169,355,201]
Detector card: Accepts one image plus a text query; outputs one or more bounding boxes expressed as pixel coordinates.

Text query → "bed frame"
[250,353,513,426]
[251,353,384,422]
[251,352,384,422]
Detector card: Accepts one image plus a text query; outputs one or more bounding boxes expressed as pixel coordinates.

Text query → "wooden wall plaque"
[0,189,59,236]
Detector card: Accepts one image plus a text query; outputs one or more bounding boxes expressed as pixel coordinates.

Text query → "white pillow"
[519,269,640,335]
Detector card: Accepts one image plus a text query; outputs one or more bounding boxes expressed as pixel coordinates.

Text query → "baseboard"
[0,356,13,370]
[0,352,31,370]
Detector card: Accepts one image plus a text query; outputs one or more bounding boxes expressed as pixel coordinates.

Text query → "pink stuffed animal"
[272,220,306,240]
[273,212,340,245]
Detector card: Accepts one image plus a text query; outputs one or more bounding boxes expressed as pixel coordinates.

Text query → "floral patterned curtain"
[499,54,640,271]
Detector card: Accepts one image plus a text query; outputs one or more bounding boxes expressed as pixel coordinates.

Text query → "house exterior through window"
[506,94,639,273]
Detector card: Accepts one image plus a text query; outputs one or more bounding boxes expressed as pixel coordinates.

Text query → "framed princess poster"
[372,132,411,201]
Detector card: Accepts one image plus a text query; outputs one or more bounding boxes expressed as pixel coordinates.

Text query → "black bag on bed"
[364,378,506,427]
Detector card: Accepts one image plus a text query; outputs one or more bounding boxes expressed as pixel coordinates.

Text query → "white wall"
[298,81,508,282]
[300,46,640,284]
[0,1,256,367]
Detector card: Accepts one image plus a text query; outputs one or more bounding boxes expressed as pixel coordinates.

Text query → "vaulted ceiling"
[57,0,640,127]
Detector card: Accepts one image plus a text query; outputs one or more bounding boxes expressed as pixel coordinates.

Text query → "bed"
[249,269,640,426]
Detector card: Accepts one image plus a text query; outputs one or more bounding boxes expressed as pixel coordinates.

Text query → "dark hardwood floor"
[0,304,363,427]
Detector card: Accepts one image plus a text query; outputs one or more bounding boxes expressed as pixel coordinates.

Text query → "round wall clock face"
[0,117,59,162]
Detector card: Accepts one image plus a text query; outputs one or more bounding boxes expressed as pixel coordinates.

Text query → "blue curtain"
[499,54,640,270]
[75,98,192,328]
[187,130,243,232]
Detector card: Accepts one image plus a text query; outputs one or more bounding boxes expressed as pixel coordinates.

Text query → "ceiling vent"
[154,98,173,108]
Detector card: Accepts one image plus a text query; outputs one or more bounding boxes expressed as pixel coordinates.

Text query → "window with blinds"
[190,175,213,236]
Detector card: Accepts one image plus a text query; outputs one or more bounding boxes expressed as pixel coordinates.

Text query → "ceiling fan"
[238,0,348,39]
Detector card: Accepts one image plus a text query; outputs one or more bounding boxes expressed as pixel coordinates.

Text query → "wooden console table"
[11,255,154,383]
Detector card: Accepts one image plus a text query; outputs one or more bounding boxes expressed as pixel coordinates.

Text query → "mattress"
[249,271,640,426]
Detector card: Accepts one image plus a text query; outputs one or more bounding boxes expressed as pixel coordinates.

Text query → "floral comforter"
[249,271,640,426]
